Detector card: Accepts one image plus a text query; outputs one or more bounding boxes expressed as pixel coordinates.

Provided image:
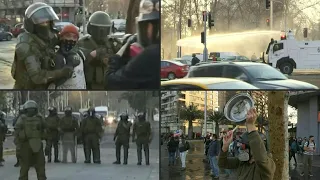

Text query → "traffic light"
[201,32,205,44]
[208,13,214,29]
[266,0,270,9]
[188,19,191,27]
[202,11,207,21]
[266,18,270,26]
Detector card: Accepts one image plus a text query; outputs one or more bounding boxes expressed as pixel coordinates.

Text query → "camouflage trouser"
[19,142,46,180]
[62,132,76,163]
[84,133,100,163]
[136,139,149,164]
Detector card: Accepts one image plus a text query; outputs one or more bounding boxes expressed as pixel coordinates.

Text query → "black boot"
[47,156,51,163]
[54,159,60,163]
[137,145,142,165]
[145,146,150,165]
[84,160,91,163]
[123,146,128,165]
[114,143,121,164]
[14,158,19,167]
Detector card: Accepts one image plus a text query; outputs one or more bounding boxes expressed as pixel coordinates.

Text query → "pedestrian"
[14,100,47,180]
[218,108,276,180]
[11,2,73,89]
[208,134,220,179]
[191,53,200,66]
[289,137,298,165]
[0,111,7,167]
[300,135,316,177]
[44,107,61,163]
[297,137,303,155]
[80,108,103,164]
[174,135,180,159]
[106,0,160,89]
[48,24,86,89]
[178,135,190,171]
[167,136,178,166]
[59,107,79,163]
[113,113,132,165]
[132,113,152,165]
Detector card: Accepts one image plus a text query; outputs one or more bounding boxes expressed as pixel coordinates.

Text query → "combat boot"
[84,160,91,164]
[93,161,101,164]
[54,159,60,163]
[47,156,52,163]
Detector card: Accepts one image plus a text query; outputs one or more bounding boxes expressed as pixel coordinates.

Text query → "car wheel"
[6,35,12,41]
[280,62,293,75]
[167,72,176,80]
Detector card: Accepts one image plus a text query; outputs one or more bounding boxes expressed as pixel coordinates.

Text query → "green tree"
[179,103,203,139]
[207,110,228,135]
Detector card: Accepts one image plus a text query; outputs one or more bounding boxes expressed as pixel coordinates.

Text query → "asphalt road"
[1,121,160,180]
[160,140,320,180]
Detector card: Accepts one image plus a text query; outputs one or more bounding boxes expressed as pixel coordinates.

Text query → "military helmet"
[24,2,59,33]
[137,112,145,119]
[120,112,129,119]
[137,0,159,47]
[23,100,38,110]
[48,106,57,112]
[87,11,112,42]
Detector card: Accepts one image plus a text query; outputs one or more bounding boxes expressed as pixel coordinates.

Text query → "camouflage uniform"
[59,107,78,163]
[81,108,103,163]
[132,113,152,165]
[113,113,132,165]
[68,11,121,89]
[15,100,46,180]
[11,2,73,89]
[44,107,60,163]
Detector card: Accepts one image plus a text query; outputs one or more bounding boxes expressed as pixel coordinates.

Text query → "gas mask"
[61,40,76,53]
[238,143,250,162]
[35,24,55,41]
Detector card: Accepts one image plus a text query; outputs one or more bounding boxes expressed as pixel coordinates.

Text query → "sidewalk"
[161,141,320,180]
[1,147,159,180]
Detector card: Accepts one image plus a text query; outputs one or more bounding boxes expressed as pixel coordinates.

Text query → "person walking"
[178,135,190,171]
[300,135,316,177]
[289,137,298,165]
[167,136,178,166]
[208,134,219,179]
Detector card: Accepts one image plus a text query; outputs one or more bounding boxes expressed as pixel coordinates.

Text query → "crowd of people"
[0,100,153,179]
[11,0,160,90]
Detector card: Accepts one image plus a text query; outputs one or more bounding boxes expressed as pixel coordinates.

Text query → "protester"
[208,134,220,179]
[167,136,178,166]
[300,135,316,177]
[178,135,190,171]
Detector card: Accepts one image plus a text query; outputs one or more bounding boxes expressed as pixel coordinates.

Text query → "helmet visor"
[29,6,59,25]
[90,26,111,39]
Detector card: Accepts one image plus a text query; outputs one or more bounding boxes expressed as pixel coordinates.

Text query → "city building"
[0,0,80,25]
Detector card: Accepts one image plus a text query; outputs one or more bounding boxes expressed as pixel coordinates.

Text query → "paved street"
[160,140,320,180]
[1,121,160,180]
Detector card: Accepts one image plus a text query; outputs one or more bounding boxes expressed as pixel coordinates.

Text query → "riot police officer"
[113,113,132,165]
[13,105,25,167]
[14,100,46,179]
[11,2,73,89]
[106,0,160,89]
[132,113,152,165]
[81,108,103,164]
[67,11,122,89]
[44,107,61,163]
[59,107,78,163]
[0,111,7,166]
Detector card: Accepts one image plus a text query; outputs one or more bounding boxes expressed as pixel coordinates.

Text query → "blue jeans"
[209,156,219,176]
[168,152,175,164]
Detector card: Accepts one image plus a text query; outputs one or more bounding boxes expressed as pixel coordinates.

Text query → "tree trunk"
[268,91,289,180]
[188,119,193,139]
[125,0,140,34]
[215,121,219,135]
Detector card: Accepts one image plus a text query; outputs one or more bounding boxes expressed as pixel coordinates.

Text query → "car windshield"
[244,65,287,80]
[177,60,189,65]
[239,56,249,60]
[207,82,258,89]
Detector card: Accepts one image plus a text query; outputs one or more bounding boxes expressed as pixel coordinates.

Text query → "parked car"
[54,22,79,32]
[11,23,24,37]
[112,19,126,32]
[161,60,189,80]
[174,58,191,66]
[161,77,259,90]
[221,55,251,62]
[186,62,319,89]
[0,29,13,41]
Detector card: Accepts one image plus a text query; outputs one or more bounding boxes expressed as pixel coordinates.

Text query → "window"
[223,66,248,80]
[189,66,223,77]
[161,61,170,67]
[273,43,284,52]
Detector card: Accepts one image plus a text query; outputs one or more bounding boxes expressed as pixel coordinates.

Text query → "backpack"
[306,141,315,148]
[290,141,297,152]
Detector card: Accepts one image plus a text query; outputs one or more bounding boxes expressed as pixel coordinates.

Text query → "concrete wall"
[296,96,319,155]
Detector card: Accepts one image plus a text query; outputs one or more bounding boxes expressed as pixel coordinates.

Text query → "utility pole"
[178,0,182,58]
[204,91,207,154]
[82,0,87,34]
[203,11,208,62]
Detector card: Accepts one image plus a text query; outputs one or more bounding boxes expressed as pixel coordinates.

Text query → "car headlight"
[108,117,113,123]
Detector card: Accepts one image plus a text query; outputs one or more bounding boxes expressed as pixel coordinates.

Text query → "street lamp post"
[204,91,207,154]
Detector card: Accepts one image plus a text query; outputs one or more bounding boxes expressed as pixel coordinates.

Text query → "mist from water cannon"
[176,30,281,57]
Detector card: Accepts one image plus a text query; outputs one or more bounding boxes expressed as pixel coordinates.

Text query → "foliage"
[120,91,159,112]
[207,110,228,134]
[179,103,203,139]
